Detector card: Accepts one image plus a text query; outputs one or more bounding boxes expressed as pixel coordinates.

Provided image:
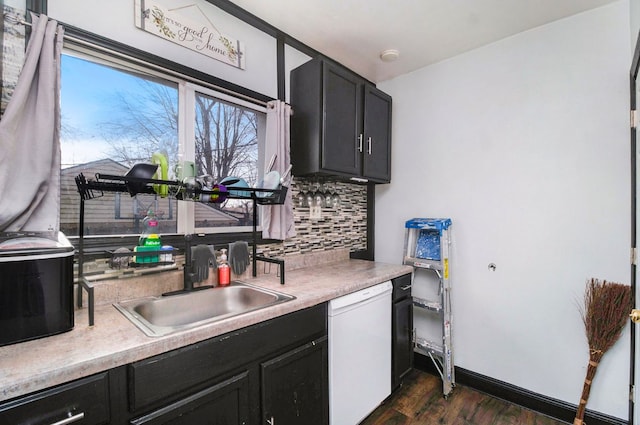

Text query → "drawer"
[392,273,412,302]
[0,372,110,425]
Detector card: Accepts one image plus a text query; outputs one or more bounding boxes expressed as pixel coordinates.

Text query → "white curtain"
[262,100,296,240]
[0,13,64,232]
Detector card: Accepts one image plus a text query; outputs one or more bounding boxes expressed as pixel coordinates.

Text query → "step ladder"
[403,218,454,397]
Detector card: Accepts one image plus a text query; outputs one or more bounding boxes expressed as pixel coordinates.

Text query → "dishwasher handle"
[329,281,392,314]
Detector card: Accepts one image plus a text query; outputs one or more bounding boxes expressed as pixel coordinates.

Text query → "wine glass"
[323,182,335,208]
[305,184,315,208]
[312,182,325,207]
[331,188,340,209]
[296,187,308,207]
[323,191,333,209]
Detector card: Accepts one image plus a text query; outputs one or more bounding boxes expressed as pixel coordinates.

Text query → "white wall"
[284,44,311,103]
[377,0,631,419]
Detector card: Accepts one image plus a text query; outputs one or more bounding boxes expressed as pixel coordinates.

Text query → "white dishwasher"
[328,281,392,425]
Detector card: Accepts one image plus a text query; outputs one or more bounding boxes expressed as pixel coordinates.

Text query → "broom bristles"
[581,279,631,353]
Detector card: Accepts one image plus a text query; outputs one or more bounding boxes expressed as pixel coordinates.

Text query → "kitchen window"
[60,50,266,239]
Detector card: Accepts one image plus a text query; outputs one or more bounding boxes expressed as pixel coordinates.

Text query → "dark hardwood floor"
[360,370,568,425]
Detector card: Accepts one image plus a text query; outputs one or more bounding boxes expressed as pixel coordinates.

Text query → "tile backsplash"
[258,177,367,258]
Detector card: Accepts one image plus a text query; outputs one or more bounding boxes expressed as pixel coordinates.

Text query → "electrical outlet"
[310,205,322,220]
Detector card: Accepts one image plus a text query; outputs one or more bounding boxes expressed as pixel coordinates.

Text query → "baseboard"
[414,353,628,425]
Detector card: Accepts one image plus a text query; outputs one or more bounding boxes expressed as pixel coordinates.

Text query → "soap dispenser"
[217,248,230,286]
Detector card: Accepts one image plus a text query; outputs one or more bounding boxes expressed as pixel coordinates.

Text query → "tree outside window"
[60,53,262,236]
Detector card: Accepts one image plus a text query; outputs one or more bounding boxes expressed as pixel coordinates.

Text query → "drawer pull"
[50,412,85,425]
[266,416,275,425]
[400,284,412,291]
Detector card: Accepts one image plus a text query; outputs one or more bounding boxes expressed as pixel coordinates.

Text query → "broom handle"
[574,356,601,424]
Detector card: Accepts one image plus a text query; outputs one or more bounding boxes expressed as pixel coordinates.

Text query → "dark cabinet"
[0,304,328,425]
[392,274,413,389]
[362,85,392,182]
[0,372,111,425]
[261,337,328,425]
[291,58,392,183]
[319,62,362,177]
[130,372,250,425]
[129,303,328,425]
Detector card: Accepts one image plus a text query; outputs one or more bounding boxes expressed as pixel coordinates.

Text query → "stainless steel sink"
[114,282,295,337]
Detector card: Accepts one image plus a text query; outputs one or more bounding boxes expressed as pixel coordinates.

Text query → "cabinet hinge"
[630,384,635,401]
[632,247,638,266]
[632,110,637,129]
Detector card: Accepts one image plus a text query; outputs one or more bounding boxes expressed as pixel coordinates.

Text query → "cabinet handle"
[50,412,85,425]
[358,134,363,152]
[267,416,275,425]
[400,284,412,291]
[367,137,372,155]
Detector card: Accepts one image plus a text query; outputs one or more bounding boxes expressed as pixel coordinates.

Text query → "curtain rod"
[5,12,293,113]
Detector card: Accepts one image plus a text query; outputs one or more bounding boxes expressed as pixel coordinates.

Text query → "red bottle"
[218,263,230,286]
[217,249,230,286]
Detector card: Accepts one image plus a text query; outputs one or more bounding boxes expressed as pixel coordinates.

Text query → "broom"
[574,278,632,425]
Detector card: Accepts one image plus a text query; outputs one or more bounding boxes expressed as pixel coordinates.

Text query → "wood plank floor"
[360,370,568,425]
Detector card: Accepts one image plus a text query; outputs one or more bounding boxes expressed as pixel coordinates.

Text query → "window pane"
[194,92,261,230]
[60,54,179,236]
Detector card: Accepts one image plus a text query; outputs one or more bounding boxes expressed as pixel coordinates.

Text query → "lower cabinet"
[261,337,329,425]
[0,303,328,425]
[392,274,413,389]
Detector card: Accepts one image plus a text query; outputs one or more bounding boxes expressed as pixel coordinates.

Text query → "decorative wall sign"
[134,0,245,69]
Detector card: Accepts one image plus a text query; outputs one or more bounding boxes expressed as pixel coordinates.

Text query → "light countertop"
[0,258,412,402]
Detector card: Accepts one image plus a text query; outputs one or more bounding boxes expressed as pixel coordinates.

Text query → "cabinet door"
[130,372,250,425]
[322,62,362,177]
[392,296,414,389]
[363,85,392,182]
[261,337,328,425]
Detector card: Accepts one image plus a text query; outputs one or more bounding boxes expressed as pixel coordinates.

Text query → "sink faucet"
[163,234,213,296]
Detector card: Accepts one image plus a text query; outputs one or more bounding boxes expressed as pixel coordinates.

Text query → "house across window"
[59,52,264,237]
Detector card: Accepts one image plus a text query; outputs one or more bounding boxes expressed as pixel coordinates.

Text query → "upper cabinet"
[290,58,392,183]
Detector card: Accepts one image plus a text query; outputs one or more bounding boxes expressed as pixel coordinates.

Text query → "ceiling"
[228,0,620,83]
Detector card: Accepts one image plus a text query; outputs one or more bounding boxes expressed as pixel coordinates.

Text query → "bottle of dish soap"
[139,209,159,244]
[136,209,161,263]
[217,248,230,286]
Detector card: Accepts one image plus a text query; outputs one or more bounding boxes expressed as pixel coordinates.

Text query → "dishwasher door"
[328,281,392,425]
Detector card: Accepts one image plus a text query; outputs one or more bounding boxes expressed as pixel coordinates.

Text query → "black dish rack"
[74,173,288,325]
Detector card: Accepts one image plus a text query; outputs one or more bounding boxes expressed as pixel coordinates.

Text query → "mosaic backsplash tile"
[257,177,368,258]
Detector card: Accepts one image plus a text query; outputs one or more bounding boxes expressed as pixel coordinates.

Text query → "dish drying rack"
[74,172,288,325]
